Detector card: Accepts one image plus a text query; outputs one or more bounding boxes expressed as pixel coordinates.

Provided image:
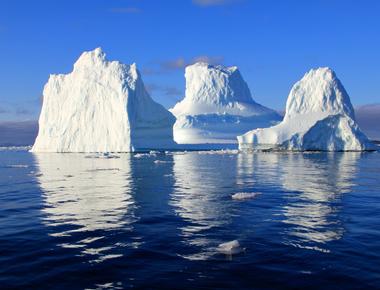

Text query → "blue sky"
[0,0,379,122]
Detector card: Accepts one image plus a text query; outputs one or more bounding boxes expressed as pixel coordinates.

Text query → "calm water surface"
[0,150,379,289]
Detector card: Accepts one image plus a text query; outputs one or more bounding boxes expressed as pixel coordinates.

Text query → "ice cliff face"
[170,62,281,144]
[32,48,176,152]
[238,67,375,151]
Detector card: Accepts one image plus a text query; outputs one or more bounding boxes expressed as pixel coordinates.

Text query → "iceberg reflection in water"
[34,153,138,263]
[170,151,237,260]
[236,152,359,251]
[1,150,379,288]
[280,153,358,249]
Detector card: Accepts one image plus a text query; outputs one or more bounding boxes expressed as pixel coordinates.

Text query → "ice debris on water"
[85,153,120,159]
[7,164,29,168]
[217,240,244,255]
[231,192,261,200]
[154,160,170,164]
[198,149,239,155]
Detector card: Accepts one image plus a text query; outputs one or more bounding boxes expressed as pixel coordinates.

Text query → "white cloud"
[192,0,241,7]
[109,7,141,14]
[158,55,224,72]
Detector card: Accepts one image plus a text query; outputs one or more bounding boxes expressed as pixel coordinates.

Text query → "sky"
[0,0,379,122]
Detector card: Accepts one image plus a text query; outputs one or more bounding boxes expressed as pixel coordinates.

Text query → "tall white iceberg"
[32,48,176,152]
[170,62,281,144]
[238,67,376,151]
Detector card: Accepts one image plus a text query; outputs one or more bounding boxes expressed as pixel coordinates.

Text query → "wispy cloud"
[146,83,183,99]
[192,0,242,7]
[143,55,225,75]
[0,107,9,114]
[15,108,32,115]
[109,7,141,14]
[192,55,224,65]
[163,86,183,97]
[355,103,380,140]
[0,120,38,146]
[161,58,187,71]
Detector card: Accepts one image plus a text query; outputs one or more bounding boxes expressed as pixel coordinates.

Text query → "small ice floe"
[231,192,261,201]
[85,153,120,159]
[0,146,31,151]
[154,160,169,164]
[198,149,239,155]
[86,168,120,172]
[134,153,148,158]
[7,164,29,168]
[217,240,244,255]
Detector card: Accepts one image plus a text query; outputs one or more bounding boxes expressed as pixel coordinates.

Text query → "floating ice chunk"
[7,164,29,168]
[217,240,244,255]
[133,153,149,158]
[0,146,32,151]
[85,153,120,159]
[198,149,239,155]
[231,192,261,200]
[154,160,169,164]
[86,168,120,172]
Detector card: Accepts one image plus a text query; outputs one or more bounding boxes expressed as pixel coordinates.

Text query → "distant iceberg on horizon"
[31,48,176,153]
[170,62,281,144]
[238,67,376,151]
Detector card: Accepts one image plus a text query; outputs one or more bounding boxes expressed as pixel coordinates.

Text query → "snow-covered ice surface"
[32,48,176,153]
[170,62,281,144]
[238,68,376,151]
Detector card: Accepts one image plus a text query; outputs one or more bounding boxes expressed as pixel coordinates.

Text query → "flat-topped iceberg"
[238,67,376,151]
[32,48,176,152]
[170,62,281,144]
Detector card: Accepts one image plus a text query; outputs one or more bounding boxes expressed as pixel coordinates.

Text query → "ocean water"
[0,149,380,289]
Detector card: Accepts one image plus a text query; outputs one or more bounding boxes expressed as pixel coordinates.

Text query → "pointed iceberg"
[170,62,281,144]
[238,67,376,151]
[32,48,176,152]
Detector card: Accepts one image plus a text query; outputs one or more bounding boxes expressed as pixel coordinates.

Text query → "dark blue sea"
[0,149,380,289]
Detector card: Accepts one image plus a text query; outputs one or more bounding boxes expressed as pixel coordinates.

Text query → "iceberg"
[238,67,376,151]
[170,62,281,144]
[31,48,176,152]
